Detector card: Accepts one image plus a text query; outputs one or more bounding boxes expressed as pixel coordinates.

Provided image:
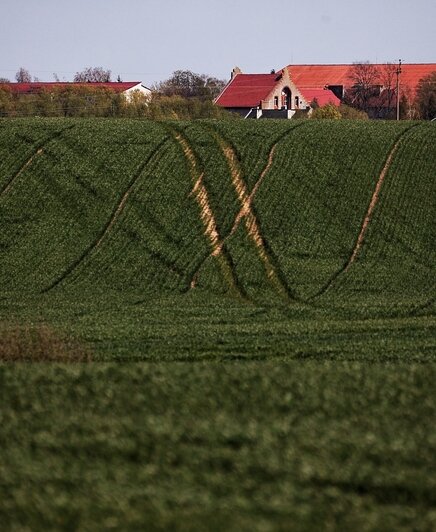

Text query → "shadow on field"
[308,478,436,507]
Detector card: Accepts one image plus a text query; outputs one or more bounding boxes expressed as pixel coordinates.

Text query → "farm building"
[215,67,340,118]
[215,63,436,118]
[2,81,152,100]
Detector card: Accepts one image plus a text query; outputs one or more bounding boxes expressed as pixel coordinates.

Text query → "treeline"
[344,63,436,120]
[0,85,236,120]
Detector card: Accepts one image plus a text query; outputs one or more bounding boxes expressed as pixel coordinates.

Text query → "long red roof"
[215,64,436,108]
[1,82,143,94]
[284,64,436,93]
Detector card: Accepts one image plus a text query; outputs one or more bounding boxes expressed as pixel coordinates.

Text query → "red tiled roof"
[299,88,341,107]
[215,64,436,109]
[2,82,143,94]
[215,73,278,107]
[283,64,436,94]
[283,65,350,87]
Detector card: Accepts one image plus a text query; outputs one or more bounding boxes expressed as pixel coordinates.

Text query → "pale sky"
[1,0,435,86]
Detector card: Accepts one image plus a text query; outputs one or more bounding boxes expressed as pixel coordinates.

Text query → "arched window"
[281,87,292,109]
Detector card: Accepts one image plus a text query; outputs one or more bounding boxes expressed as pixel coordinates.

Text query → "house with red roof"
[3,81,151,100]
[215,63,436,118]
[215,66,340,118]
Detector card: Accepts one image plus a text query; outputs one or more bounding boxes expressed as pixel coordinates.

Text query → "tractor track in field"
[41,137,169,293]
[410,288,436,315]
[189,142,281,288]
[0,125,75,198]
[189,123,306,301]
[226,144,277,240]
[209,130,292,302]
[310,124,421,301]
[226,121,307,239]
[377,227,435,272]
[168,127,245,298]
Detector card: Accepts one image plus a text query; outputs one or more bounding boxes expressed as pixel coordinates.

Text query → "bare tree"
[73,67,112,82]
[15,67,32,83]
[0,77,10,83]
[346,62,381,113]
[155,70,226,100]
[379,63,397,113]
[416,71,436,120]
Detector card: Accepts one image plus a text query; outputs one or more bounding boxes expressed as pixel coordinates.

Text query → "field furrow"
[0,124,74,197]
[169,127,244,298]
[253,121,412,302]
[174,133,221,256]
[312,125,420,300]
[346,136,404,267]
[328,123,435,313]
[42,138,170,292]
[0,120,170,292]
[212,130,291,301]
[209,120,306,190]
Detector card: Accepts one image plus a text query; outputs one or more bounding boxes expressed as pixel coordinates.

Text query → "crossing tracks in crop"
[178,122,306,302]
[227,144,277,241]
[209,130,292,302]
[1,119,431,311]
[41,137,170,293]
[0,125,75,198]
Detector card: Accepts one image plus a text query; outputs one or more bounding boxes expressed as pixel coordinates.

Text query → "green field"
[0,118,435,530]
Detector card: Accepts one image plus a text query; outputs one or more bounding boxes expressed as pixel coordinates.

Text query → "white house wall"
[124,83,152,100]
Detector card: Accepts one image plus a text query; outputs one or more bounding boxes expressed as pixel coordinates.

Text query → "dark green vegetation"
[2,363,435,531]
[0,118,435,530]
[0,85,234,120]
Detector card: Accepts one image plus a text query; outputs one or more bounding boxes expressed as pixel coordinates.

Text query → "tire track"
[0,125,75,197]
[41,137,169,293]
[376,225,435,272]
[210,131,292,301]
[410,289,436,315]
[310,124,421,300]
[190,141,279,284]
[168,127,245,298]
[190,123,306,300]
[226,144,277,241]
[346,138,402,268]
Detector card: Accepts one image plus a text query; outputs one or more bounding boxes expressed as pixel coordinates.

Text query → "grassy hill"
[0,119,434,306]
[0,118,435,530]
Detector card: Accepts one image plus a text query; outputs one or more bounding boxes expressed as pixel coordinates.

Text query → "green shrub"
[338,104,369,120]
[311,104,341,119]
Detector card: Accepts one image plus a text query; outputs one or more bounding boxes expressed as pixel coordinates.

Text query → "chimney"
[231,66,242,79]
